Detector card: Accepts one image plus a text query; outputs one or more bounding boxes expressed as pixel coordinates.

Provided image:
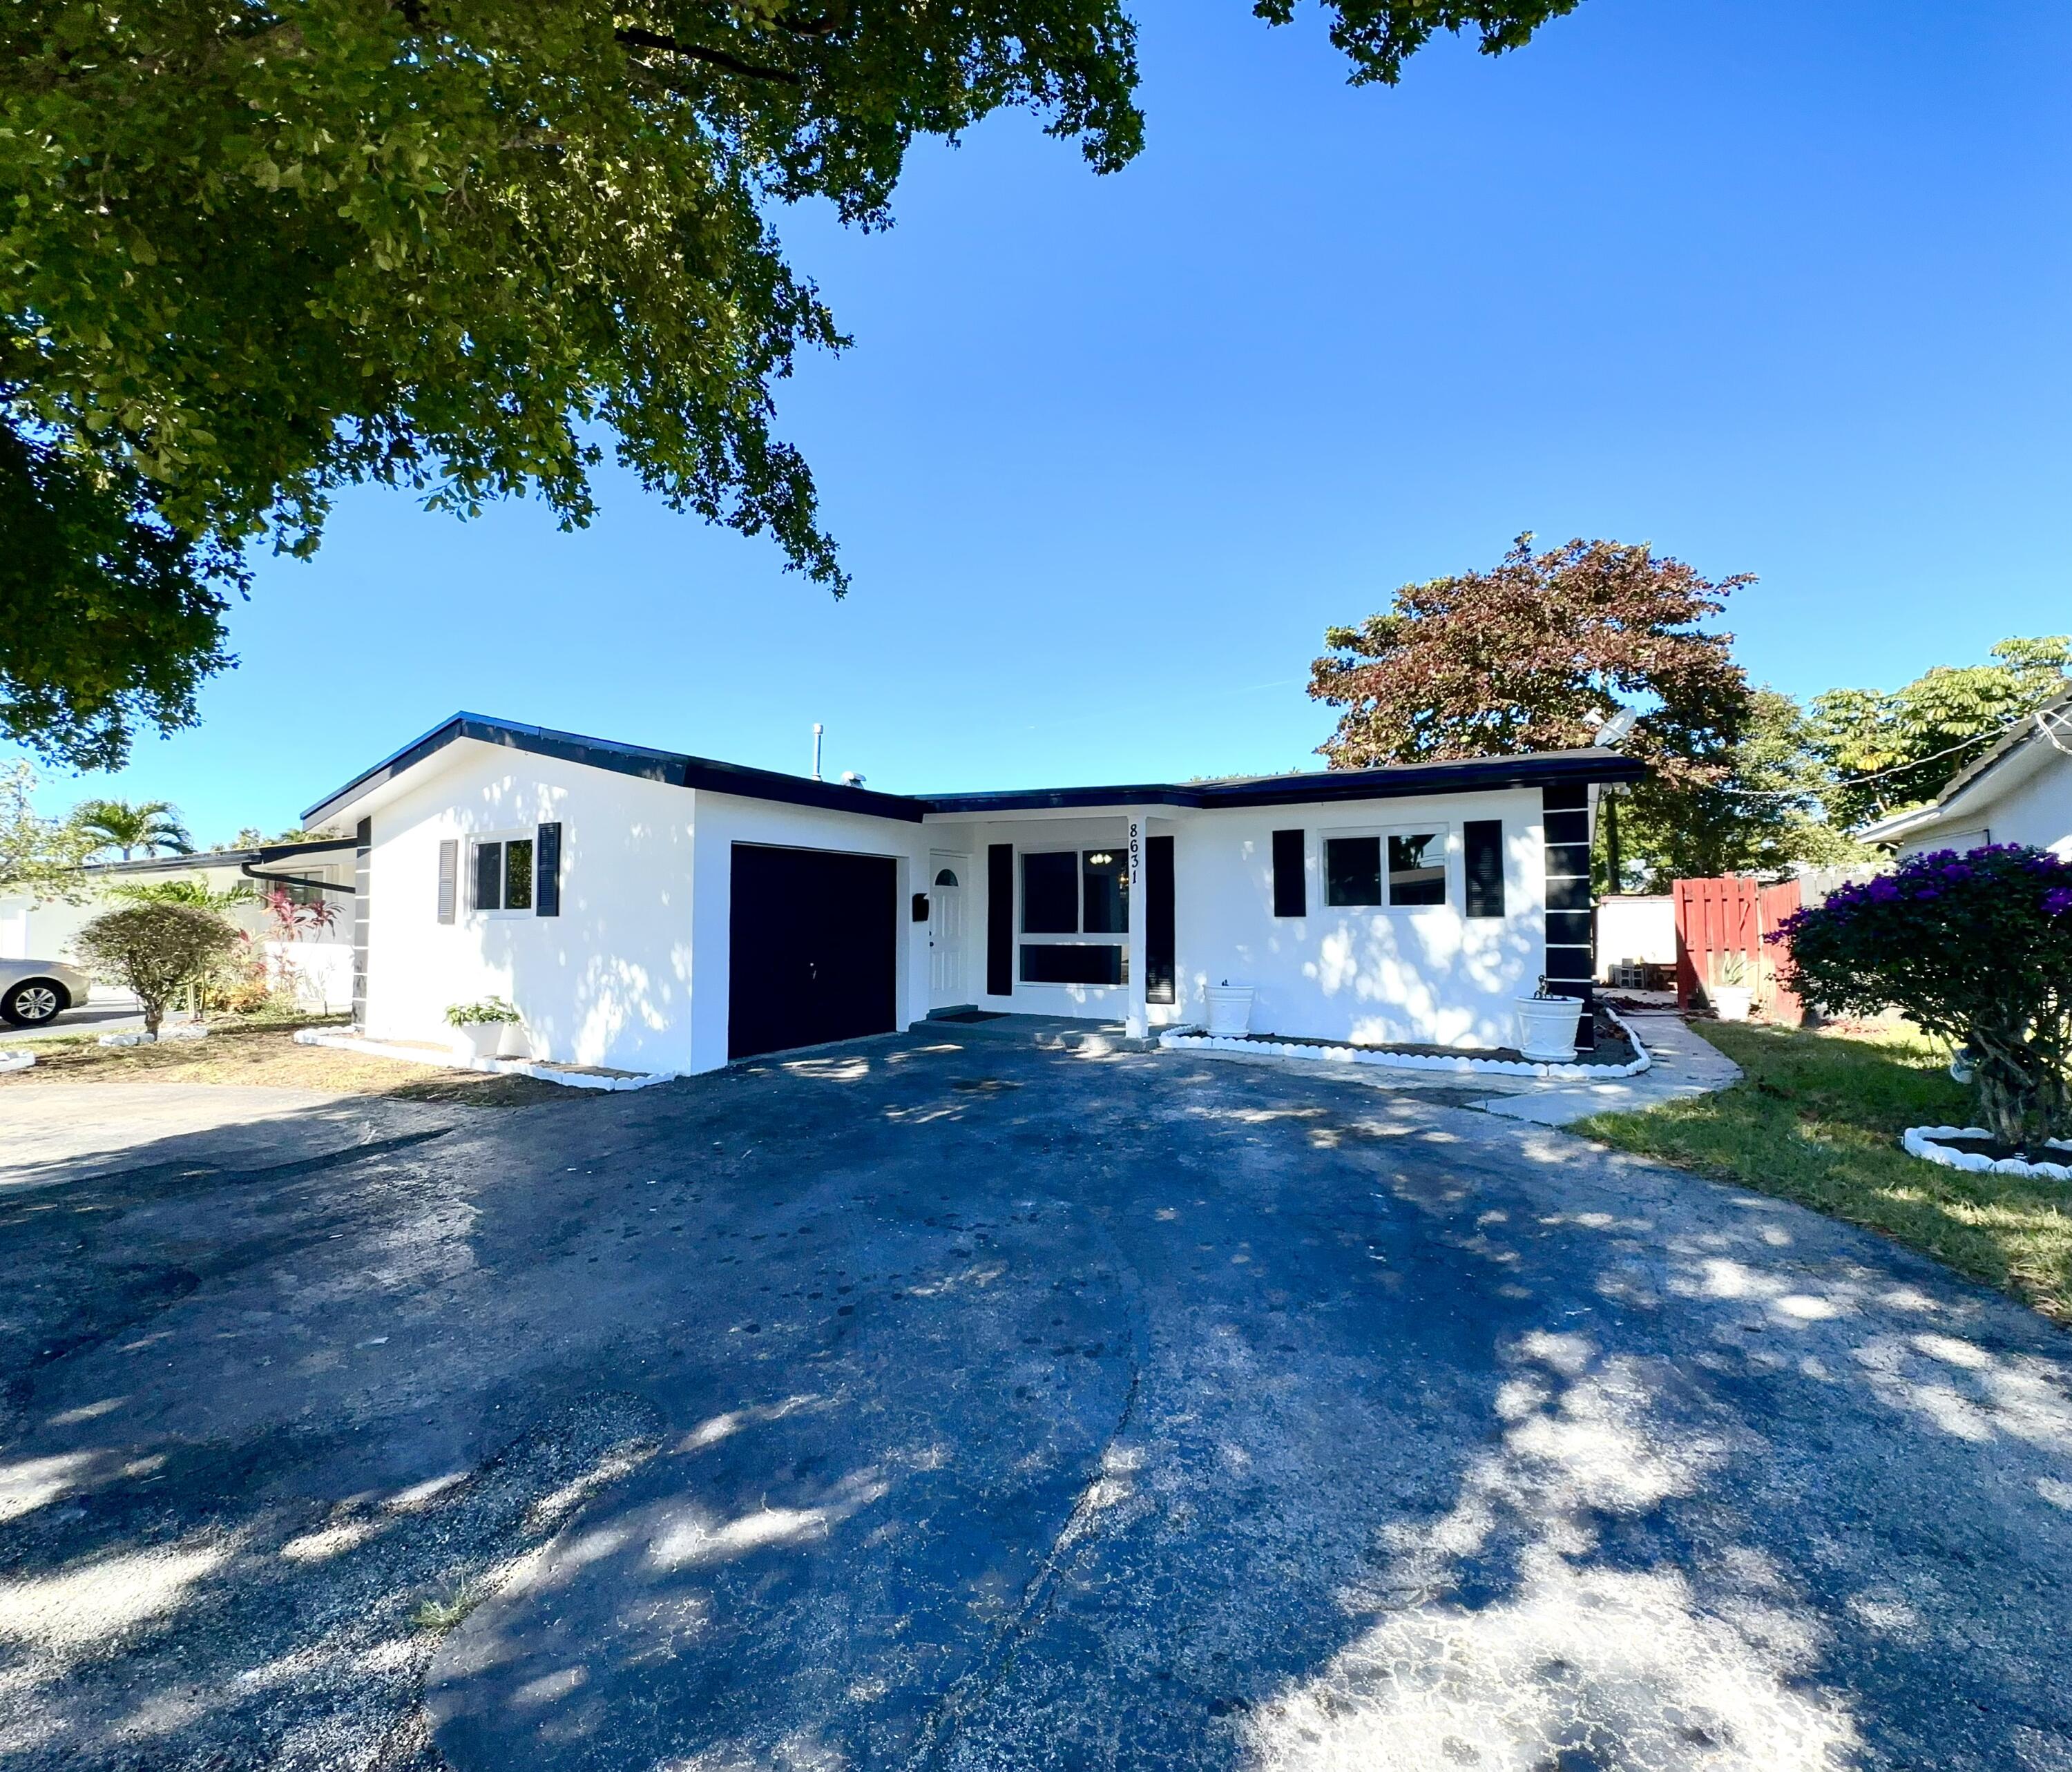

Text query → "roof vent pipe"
[812,723,824,782]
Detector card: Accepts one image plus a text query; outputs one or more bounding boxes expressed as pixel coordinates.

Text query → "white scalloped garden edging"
[1903,1125,2072,1182]
[1158,1005,1651,1081]
[292,1027,675,1092]
[0,1048,34,1073]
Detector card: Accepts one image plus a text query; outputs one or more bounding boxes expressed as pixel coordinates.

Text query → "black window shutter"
[1464,820,1504,918]
[437,839,458,924]
[1147,835,1176,1003]
[472,841,502,912]
[1271,829,1306,917]
[986,844,1013,997]
[536,822,562,916]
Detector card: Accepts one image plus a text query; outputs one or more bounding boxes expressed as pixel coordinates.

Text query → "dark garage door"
[728,844,899,1061]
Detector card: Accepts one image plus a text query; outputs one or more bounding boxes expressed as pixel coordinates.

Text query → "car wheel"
[1,981,64,1028]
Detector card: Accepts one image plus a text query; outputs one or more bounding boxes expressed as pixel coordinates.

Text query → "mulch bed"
[1929,1133,2072,1166]
[1204,1022,1640,1070]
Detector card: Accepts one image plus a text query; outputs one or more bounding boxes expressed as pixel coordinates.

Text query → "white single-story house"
[1858,686,2072,860]
[0,838,361,1012]
[298,713,1644,1075]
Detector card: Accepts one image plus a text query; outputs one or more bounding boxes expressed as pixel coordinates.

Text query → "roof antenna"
[812,722,824,782]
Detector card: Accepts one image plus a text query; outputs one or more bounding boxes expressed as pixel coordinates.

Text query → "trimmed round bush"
[75,902,238,1035]
[1776,845,2072,1149]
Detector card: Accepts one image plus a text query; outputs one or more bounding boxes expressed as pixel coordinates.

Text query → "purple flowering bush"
[1776,845,2072,1148]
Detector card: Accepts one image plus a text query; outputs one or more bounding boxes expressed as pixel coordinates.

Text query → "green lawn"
[1578,1021,2072,1327]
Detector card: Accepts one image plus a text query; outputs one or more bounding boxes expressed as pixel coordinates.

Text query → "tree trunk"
[1604,792,1622,894]
[1967,1021,2070,1150]
[140,993,162,1037]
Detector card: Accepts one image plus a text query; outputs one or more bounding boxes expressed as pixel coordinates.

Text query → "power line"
[1702,702,2070,800]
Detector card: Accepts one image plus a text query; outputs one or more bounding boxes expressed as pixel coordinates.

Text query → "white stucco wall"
[358,744,932,1075]
[361,742,701,1071]
[932,787,1552,1050]
[349,742,1569,1068]
[1166,789,1548,1049]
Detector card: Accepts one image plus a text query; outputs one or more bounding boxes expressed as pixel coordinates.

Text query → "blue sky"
[21,0,2072,844]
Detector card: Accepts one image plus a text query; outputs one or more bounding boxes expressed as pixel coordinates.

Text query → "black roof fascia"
[303,713,927,827]
[304,715,1647,829]
[919,749,1646,815]
[84,836,358,878]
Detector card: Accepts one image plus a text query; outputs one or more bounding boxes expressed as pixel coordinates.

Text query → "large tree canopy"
[1309,534,1759,890]
[3,0,1574,769]
[1309,534,1751,779]
[1810,636,2072,828]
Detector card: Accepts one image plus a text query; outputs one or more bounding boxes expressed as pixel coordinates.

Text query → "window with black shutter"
[535,822,562,916]
[1272,829,1306,917]
[1464,820,1504,918]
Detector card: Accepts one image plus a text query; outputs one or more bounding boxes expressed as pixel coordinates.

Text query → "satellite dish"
[1593,708,1638,748]
[841,769,867,787]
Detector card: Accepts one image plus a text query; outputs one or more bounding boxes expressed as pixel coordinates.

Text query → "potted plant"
[443,997,526,1060]
[1707,954,1756,1022]
[1514,976,1582,1061]
[1203,979,1254,1036]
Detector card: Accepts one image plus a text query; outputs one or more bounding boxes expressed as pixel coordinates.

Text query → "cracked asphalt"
[1,1030,2070,1770]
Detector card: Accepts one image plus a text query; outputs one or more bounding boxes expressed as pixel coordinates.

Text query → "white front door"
[928,856,968,1006]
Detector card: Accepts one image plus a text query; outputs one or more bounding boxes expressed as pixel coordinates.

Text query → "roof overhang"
[303,713,928,829]
[83,836,358,878]
[303,715,1649,833]
[1854,693,2072,844]
[920,749,1645,816]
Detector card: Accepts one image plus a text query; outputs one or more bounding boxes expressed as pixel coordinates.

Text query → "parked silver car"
[0,958,93,1028]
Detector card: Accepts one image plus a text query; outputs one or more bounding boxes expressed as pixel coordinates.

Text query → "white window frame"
[1321,822,1457,912]
[468,829,537,918]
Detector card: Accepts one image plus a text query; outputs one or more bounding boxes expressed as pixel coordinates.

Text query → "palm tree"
[74,798,194,862]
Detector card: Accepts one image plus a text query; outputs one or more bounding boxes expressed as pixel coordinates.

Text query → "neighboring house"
[300,712,1644,1075]
[1858,687,2072,860]
[0,838,361,1011]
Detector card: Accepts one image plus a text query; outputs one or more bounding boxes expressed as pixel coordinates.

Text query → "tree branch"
[613,26,802,86]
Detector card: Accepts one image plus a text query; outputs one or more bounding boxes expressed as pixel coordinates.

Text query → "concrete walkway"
[1470,1010,1745,1126]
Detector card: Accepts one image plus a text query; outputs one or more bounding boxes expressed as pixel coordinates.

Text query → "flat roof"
[83,836,358,877]
[303,711,1647,827]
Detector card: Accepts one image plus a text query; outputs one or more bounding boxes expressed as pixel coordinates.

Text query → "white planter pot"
[1709,985,1754,1023]
[1203,985,1255,1037]
[452,1022,513,1061]
[497,1021,532,1059]
[1514,995,1581,1062]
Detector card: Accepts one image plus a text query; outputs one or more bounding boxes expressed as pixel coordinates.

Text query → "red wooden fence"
[1673,876,1805,1021]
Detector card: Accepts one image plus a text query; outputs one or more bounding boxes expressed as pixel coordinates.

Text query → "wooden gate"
[1673,876,1803,1021]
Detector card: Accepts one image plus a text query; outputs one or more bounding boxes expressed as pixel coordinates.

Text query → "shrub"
[443,998,519,1028]
[75,901,239,1034]
[1776,845,2072,1148]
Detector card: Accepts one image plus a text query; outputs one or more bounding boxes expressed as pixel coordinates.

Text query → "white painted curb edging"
[1902,1124,2072,1182]
[0,1048,34,1073]
[292,1028,675,1092]
[1158,1005,1651,1082]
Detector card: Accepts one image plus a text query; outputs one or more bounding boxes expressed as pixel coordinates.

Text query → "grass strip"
[1579,1020,2072,1326]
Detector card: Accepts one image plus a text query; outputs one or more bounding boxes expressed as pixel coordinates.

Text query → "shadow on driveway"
[0,1031,2067,1770]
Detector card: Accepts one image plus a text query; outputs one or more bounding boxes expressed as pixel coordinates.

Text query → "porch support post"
[1125,814,1149,1039]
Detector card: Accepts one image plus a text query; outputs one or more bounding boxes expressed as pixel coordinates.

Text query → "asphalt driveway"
[1,1029,2069,1770]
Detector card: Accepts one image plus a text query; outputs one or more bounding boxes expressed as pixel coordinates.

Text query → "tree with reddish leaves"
[1309,535,1759,885]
